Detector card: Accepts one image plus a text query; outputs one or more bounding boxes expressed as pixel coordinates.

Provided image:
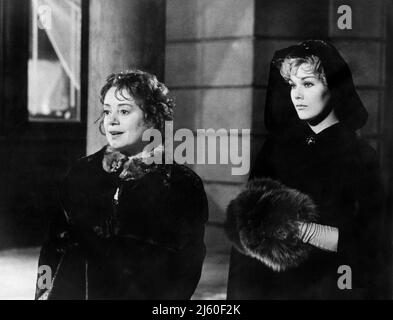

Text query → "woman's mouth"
[296,105,307,110]
[109,131,124,138]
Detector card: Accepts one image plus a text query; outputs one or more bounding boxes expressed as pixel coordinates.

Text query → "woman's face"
[103,87,150,154]
[289,63,331,122]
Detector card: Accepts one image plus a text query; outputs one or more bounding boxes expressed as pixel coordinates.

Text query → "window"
[28,0,81,121]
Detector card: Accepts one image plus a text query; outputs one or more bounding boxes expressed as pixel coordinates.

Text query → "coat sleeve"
[112,167,208,300]
[354,142,388,298]
[35,167,87,300]
[168,172,209,299]
[34,207,68,300]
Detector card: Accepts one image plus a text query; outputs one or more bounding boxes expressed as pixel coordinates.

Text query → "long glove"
[298,222,339,252]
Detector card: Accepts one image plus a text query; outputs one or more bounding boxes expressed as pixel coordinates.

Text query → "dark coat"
[227,122,387,299]
[35,147,208,300]
[227,40,388,300]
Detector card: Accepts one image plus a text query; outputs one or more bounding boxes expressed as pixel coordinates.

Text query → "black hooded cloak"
[226,40,388,299]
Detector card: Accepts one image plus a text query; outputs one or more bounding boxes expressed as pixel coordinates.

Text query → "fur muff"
[225,178,318,272]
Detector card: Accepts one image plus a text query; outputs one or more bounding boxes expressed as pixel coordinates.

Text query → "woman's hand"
[297,222,339,252]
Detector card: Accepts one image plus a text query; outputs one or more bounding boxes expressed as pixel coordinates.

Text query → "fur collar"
[102,144,167,181]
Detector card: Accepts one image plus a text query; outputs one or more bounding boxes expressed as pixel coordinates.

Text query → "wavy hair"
[97,69,174,135]
[279,55,327,86]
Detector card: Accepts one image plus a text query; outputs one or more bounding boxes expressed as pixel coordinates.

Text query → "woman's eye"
[304,82,314,88]
[103,110,110,116]
[120,109,130,115]
[289,83,296,89]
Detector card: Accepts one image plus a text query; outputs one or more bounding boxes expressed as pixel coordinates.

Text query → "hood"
[264,40,368,133]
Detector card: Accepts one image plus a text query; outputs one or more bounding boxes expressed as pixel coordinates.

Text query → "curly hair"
[97,69,174,135]
[279,55,327,86]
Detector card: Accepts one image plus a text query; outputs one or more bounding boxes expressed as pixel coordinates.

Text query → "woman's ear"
[94,114,106,136]
[99,119,106,135]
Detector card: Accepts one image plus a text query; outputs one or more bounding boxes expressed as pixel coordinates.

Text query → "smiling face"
[103,87,150,155]
[289,63,331,122]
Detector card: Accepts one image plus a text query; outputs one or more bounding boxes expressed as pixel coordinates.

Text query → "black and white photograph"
[0,0,392,304]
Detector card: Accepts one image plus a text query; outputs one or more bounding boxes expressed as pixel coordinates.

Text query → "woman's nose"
[294,87,304,99]
[109,112,120,125]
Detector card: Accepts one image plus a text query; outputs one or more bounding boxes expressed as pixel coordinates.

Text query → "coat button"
[306,136,316,146]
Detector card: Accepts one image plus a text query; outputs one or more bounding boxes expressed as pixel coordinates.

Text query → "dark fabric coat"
[227,40,388,300]
[227,122,387,299]
[35,147,208,300]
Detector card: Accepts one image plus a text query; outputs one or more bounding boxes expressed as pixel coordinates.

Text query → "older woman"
[226,40,387,299]
[35,70,208,299]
